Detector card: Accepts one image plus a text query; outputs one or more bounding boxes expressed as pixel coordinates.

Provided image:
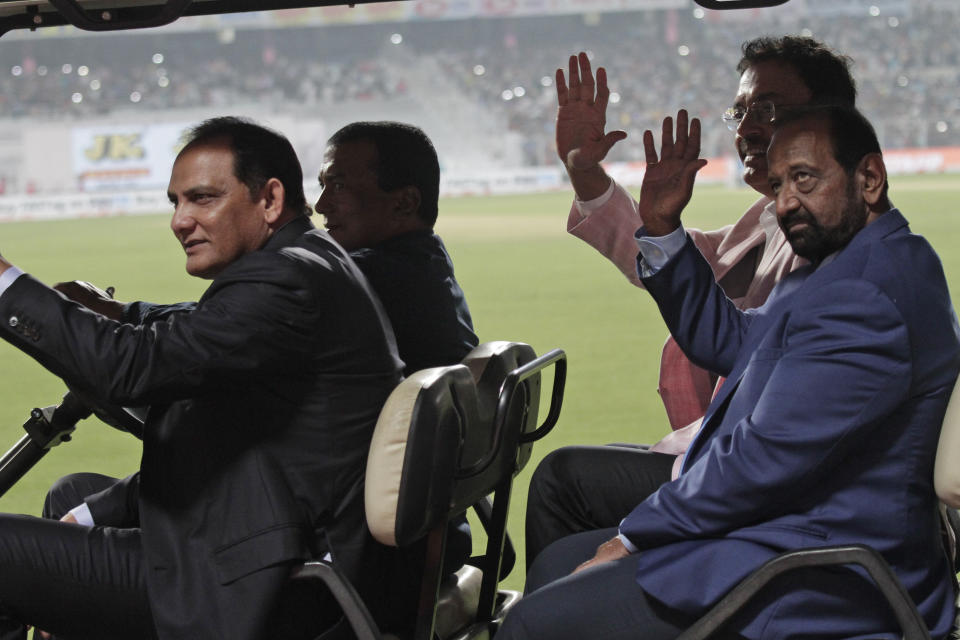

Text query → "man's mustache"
[779,209,817,233]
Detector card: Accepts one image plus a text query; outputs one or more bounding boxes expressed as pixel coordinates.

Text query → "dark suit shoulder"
[350,230,445,270]
[349,230,478,373]
[205,228,358,300]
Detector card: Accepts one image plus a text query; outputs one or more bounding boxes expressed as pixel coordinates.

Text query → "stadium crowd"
[0,1,958,165]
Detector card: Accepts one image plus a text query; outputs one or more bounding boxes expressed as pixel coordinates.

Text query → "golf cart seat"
[292,342,566,640]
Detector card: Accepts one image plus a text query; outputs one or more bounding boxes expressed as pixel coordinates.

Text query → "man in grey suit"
[0,116,402,640]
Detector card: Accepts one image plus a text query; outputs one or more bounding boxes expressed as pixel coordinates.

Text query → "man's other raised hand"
[555,52,627,201]
[637,110,708,237]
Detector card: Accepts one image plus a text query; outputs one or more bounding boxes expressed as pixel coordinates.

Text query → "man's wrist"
[0,264,24,299]
[567,165,612,202]
[574,179,616,218]
[640,219,681,238]
[635,225,687,279]
[617,531,638,553]
[67,502,95,527]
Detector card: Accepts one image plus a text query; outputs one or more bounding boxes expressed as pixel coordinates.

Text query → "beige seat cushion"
[934,375,960,508]
[366,368,446,546]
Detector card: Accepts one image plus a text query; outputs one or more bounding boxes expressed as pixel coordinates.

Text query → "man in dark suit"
[500,107,960,639]
[41,120,477,637]
[315,120,478,375]
[0,117,402,640]
[315,120,478,634]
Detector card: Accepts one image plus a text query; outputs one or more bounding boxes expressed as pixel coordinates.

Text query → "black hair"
[775,104,881,175]
[327,121,440,227]
[738,36,857,107]
[181,116,309,217]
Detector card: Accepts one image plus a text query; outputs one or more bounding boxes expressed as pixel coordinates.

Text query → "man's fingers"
[643,130,658,165]
[567,129,626,168]
[645,112,702,166]
[688,116,703,159]
[571,558,595,575]
[601,131,628,155]
[54,280,109,301]
[577,52,595,103]
[567,54,581,100]
[556,68,568,106]
[595,67,610,112]
[675,110,689,158]
[683,159,709,183]
[660,116,675,158]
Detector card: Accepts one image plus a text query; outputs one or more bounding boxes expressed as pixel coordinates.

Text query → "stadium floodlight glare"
[693,0,791,8]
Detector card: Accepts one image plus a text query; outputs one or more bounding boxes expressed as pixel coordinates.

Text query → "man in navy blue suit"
[500,106,960,639]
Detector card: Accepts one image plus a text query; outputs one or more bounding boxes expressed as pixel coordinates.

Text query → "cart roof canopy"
[0,0,793,37]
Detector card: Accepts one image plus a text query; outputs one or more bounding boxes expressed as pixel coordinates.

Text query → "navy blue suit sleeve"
[641,236,751,377]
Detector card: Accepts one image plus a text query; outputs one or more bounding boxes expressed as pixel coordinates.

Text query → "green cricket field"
[1,174,958,589]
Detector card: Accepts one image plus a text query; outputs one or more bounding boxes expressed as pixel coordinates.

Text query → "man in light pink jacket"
[525,36,857,570]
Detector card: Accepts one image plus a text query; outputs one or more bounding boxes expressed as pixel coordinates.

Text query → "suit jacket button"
[8,316,18,327]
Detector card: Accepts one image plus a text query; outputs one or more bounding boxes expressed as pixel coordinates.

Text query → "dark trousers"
[42,473,471,638]
[525,445,675,569]
[0,472,156,640]
[0,513,157,640]
[498,528,698,640]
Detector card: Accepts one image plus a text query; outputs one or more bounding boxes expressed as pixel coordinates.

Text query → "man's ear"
[858,152,887,206]
[394,185,422,219]
[261,177,287,225]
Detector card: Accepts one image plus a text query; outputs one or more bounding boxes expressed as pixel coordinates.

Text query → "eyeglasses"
[722,99,777,132]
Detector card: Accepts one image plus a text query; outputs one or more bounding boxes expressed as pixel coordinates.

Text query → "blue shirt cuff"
[0,266,24,298]
[635,225,686,278]
[618,518,639,553]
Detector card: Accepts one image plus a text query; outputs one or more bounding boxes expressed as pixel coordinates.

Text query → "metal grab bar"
[677,545,932,640]
[457,348,566,479]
